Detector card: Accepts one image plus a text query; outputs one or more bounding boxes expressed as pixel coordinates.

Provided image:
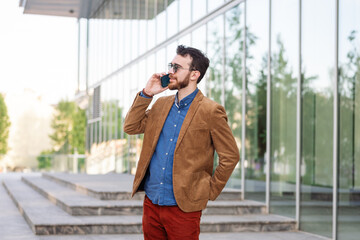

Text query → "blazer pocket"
[188,171,211,202]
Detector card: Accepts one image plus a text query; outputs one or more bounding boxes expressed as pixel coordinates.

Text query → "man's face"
[168,54,193,90]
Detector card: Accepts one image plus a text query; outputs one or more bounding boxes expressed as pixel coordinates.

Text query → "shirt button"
[174,124,176,127]
[160,182,163,185]
[170,139,173,141]
[162,168,165,170]
[185,103,187,106]
[178,111,180,113]
[166,153,168,155]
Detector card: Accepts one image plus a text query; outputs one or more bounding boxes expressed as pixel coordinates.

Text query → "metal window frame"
[265,0,272,213]
[295,0,302,231]
[241,0,246,201]
[333,0,339,239]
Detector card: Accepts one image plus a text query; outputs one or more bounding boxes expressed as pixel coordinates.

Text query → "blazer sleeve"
[209,104,240,200]
[123,91,153,135]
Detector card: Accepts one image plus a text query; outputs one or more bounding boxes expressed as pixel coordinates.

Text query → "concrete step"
[3,179,296,235]
[22,176,143,216]
[42,172,143,200]
[22,176,265,216]
[42,173,242,201]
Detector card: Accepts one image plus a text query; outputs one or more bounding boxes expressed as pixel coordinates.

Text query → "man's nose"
[168,67,175,74]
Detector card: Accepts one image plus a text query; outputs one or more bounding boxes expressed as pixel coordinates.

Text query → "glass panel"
[124,19,131,64]
[192,0,206,23]
[192,25,207,93]
[116,71,127,173]
[270,0,299,218]
[167,0,178,38]
[207,14,223,172]
[147,0,156,50]
[338,0,360,239]
[131,0,139,59]
[157,0,166,44]
[112,19,119,73]
[100,83,105,142]
[167,42,178,66]
[100,19,106,79]
[300,0,335,238]
[179,33,191,47]
[179,0,191,31]
[224,3,244,189]
[139,0,147,55]
[156,48,166,73]
[78,19,88,92]
[112,77,118,140]
[245,0,269,202]
[207,15,223,104]
[139,58,148,93]
[208,0,225,13]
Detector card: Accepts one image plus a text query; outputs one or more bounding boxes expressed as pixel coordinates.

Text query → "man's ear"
[190,71,200,82]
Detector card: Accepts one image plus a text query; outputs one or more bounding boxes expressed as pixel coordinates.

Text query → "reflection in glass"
[192,25,207,93]
[206,14,223,172]
[223,4,244,189]
[300,0,335,238]
[245,0,269,202]
[338,1,360,239]
[207,15,223,104]
[270,0,299,219]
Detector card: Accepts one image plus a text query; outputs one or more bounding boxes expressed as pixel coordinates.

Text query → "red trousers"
[142,195,202,240]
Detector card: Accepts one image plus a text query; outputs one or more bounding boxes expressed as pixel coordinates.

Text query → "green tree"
[49,100,86,154]
[0,93,11,158]
[338,30,360,188]
[37,150,53,169]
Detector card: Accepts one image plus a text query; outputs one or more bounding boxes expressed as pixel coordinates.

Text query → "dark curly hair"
[176,45,210,83]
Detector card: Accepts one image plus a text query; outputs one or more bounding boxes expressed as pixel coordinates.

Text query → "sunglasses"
[168,63,194,73]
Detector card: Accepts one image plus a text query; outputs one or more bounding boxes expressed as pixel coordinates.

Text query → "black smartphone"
[160,74,170,88]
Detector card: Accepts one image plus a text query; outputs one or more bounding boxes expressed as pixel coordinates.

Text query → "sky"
[0,0,78,105]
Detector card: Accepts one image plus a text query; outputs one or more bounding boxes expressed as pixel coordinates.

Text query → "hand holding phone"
[160,74,170,88]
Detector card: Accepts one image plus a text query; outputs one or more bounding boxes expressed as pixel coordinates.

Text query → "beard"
[168,73,191,90]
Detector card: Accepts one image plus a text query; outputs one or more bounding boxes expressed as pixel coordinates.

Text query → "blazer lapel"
[175,90,204,150]
[151,95,175,149]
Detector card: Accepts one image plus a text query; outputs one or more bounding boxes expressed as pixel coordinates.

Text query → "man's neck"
[177,85,197,102]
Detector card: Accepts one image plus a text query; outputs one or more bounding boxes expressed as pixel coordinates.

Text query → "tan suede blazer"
[124,90,240,212]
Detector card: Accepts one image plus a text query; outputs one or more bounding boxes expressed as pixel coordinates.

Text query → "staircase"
[1,172,329,239]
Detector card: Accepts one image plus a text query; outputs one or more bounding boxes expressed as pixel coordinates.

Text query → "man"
[124,45,239,240]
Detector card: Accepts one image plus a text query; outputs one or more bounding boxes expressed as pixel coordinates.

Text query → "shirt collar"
[175,88,199,109]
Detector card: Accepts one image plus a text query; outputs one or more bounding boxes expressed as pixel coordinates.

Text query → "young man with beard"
[124,45,239,240]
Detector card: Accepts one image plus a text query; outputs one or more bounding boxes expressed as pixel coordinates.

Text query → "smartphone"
[160,74,170,88]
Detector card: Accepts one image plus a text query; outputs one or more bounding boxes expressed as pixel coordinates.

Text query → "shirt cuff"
[140,89,153,98]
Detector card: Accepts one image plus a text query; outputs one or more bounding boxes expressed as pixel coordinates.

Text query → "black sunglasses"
[168,63,194,73]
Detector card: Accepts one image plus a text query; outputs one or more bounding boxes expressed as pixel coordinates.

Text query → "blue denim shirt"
[140,88,199,205]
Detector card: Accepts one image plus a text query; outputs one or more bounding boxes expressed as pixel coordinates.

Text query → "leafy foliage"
[0,93,11,158]
[49,100,86,154]
[37,150,53,169]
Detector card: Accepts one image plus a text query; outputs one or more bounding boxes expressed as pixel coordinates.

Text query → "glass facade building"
[76,0,359,239]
